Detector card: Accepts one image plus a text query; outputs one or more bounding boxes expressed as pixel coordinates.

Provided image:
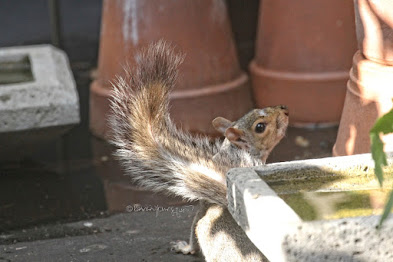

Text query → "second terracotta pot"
[90,0,253,139]
[250,0,357,126]
[333,51,393,156]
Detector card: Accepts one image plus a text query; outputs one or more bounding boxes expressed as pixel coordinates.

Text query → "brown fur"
[109,41,288,261]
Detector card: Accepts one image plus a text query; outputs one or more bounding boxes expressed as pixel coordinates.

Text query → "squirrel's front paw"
[170,240,197,255]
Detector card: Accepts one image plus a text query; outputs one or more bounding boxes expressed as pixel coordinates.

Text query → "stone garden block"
[228,153,393,261]
[0,45,80,159]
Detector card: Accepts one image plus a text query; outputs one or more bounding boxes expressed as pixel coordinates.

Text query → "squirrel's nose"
[279,105,289,116]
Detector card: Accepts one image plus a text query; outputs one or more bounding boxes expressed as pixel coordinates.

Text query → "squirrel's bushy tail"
[109,41,228,206]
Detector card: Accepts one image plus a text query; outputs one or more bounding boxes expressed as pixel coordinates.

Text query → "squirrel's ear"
[225,127,248,150]
[212,117,233,135]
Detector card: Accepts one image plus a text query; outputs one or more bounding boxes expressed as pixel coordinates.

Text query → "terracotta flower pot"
[250,0,357,126]
[333,51,393,156]
[354,0,393,65]
[89,0,253,139]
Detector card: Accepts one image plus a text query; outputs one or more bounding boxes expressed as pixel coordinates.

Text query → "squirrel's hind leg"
[171,240,197,255]
[170,202,207,255]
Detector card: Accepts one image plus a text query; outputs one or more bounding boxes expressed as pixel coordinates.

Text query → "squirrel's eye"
[255,123,266,133]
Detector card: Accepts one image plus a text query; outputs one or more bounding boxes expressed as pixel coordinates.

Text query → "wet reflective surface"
[0,54,33,84]
[0,156,107,232]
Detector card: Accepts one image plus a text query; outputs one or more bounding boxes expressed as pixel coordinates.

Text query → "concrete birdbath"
[227,153,393,262]
[0,45,80,159]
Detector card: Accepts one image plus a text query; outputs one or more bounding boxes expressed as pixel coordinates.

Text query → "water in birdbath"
[0,54,34,84]
[262,164,393,221]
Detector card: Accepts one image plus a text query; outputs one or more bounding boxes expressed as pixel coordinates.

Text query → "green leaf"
[370,106,393,227]
[378,190,393,228]
[370,132,387,186]
[370,108,393,135]
[369,108,393,187]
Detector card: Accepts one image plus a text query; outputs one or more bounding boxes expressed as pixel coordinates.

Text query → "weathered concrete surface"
[0,45,80,158]
[283,216,393,262]
[0,207,203,262]
[227,153,393,262]
[0,45,79,132]
[227,168,301,262]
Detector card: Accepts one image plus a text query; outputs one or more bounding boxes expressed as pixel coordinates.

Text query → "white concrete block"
[0,45,80,157]
[227,153,393,262]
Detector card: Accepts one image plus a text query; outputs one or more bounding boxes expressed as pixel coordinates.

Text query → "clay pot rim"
[249,60,349,81]
[352,51,393,73]
[348,71,393,101]
[170,73,248,99]
[349,51,393,100]
[91,80,112,98]
[290,122,339,129]
[91,73,249,100]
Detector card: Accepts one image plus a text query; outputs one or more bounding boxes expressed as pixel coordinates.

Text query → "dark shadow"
[0,157,107,233]
[226,0,259,71]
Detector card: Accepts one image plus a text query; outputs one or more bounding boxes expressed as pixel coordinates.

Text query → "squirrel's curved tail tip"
[108,40,183,148]
[129,40,184,92]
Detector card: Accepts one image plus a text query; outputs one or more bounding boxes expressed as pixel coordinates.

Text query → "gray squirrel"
[109,41,289,261]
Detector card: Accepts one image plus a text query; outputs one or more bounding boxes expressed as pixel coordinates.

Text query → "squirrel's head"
[212,105,289,163]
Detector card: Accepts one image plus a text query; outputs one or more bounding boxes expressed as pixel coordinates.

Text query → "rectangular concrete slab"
[227,153,393,262]
[227,167,301,262]
[0,45,80,158]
